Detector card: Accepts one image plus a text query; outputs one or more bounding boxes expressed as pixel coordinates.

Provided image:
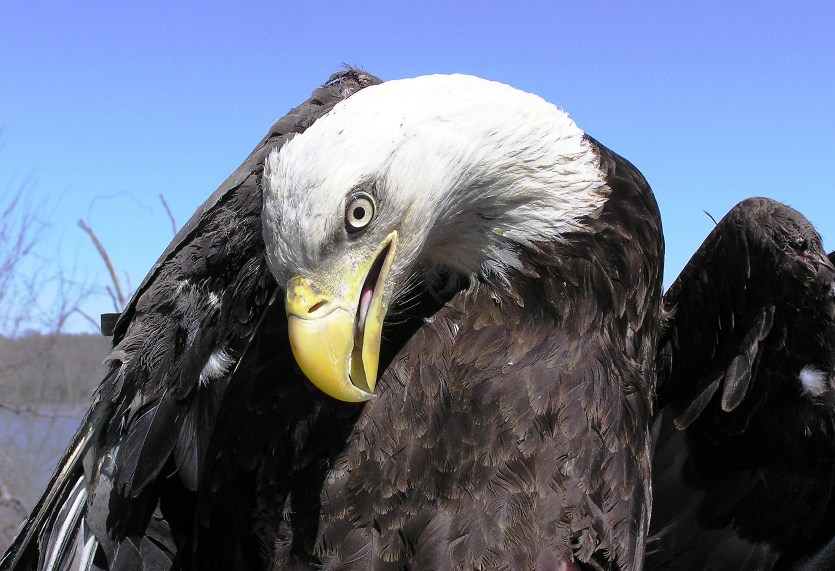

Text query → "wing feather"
[650,197,835,569]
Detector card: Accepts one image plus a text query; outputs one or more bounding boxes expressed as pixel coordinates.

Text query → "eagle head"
[262,74,609,401]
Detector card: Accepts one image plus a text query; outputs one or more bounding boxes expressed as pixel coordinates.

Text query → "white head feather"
[263,74,609,294]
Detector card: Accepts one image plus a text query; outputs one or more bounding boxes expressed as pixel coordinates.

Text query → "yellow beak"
[285,232,397,402]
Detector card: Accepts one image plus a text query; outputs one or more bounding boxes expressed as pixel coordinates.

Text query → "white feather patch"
[44,476,87,571]
[79,527,99,571]
[799,365,828,397]
[199,347,235,387]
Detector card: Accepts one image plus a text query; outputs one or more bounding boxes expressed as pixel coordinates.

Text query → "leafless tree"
[0,175,96,551]
[0,185,44,336]
[1,168,181,550]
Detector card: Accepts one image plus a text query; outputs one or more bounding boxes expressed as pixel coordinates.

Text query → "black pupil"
[353,206,366,221]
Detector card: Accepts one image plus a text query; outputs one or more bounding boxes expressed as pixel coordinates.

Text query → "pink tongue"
[357,287,374,338]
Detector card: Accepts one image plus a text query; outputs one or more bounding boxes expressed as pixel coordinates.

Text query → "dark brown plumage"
[1,71,665,571]
[649,198,835,570]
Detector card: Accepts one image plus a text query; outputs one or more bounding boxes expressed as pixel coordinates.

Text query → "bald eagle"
[1,69,662,570]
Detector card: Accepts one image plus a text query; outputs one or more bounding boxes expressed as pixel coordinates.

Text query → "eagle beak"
[285,231,398,402]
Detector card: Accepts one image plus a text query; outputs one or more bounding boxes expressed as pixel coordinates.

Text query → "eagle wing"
[650,197,835,569]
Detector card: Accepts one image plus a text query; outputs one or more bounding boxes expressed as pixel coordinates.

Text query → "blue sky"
[2,1,834,333]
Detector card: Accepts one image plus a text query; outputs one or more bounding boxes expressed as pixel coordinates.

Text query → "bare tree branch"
[72,308,101,330]
[105,285,119,313]
[159,194,177,237]
[0,402,82,419]
[78,219,126,309]
[0,186,43,336]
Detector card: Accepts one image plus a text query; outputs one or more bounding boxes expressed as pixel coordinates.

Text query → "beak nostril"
[309,300,327,314]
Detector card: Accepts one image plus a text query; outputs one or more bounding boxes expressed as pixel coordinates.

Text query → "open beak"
[285,231,398,402]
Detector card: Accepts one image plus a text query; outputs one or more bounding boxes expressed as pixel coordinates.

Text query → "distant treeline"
[0,333,111,404]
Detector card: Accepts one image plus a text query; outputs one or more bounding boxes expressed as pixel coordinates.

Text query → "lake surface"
[0,402,88,552]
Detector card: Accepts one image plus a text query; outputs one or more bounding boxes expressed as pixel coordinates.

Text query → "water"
[0,402,88,552]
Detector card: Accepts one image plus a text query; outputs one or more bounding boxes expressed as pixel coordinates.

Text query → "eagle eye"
[345,192,376,234]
